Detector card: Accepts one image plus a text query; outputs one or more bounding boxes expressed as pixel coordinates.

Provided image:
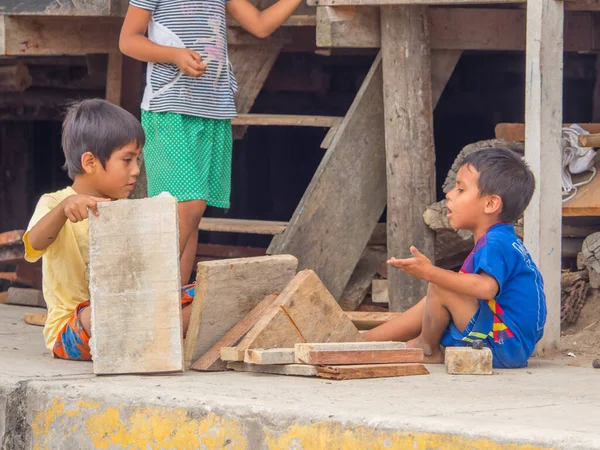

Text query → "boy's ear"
[485,194,503,216]
[81,152,97,174]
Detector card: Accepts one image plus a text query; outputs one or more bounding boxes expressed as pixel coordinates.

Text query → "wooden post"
[105,52,123,106]
[381,6,435,311]
[524,0,564,353]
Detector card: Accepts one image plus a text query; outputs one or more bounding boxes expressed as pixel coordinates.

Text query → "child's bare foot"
[406,337,445,364]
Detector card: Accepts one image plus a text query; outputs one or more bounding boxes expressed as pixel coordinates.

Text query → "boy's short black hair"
[461,147,535,223]
[62,99,145,180]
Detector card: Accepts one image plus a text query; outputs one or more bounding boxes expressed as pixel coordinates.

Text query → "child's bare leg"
[407,283,479,363]
[364,296,426,342]
[178,200,207,285]
[180,229,199,284]
[79,307,92,337]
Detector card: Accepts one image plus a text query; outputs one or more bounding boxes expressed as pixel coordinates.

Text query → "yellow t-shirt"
[23,186,91,352]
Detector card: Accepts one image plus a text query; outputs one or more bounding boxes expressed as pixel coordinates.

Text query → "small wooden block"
[227,361,318,377]
[245,348,295,365]
[445,347,493,375]
[317,363,429,380]
[24,312,46,326]
[6,288,46,308]
[371,279,389,304]
[220,347,245,362]
[295,342,422,365]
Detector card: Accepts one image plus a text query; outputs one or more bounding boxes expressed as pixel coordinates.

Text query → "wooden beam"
[316,363,429,380]
[577,133,600,147]
[381,5,435,311]
[268,54,387,300]
[244,348,296,365]
[105,52,123,105]
[199,218,287,235]
[495,123,600,142]
[0,0,121,15]
[294,342,423,365]
[231,114,343,127]
[315,7,595,51]
[524,0,564,353]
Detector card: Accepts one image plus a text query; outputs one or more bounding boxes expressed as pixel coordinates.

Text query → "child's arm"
[27,195,108,252]
[119,5,206,77]
[227,0,303,39]
[388,246,499,300]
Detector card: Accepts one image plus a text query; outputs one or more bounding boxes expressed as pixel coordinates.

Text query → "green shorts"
[141,110,232,208]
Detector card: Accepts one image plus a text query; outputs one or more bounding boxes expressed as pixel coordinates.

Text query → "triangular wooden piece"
[234,270,364,356]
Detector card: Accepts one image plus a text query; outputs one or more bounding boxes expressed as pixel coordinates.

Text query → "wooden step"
[231,114,343,128]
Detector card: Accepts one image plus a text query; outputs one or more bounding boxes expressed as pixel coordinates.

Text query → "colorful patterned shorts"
[52,284,196,361]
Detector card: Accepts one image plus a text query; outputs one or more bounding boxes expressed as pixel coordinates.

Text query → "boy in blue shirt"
[365,148,546,368]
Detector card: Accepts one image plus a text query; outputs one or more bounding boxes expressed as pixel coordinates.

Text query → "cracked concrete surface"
[1,303,600,449]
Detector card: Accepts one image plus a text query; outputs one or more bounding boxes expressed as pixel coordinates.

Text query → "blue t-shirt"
[461,223,546,367]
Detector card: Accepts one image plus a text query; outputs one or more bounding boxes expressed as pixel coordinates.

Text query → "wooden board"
[345,311,402,330]
[495,123,600,142]
[381,5,435,311]
[0,0,121,15]
[24,312,46,327]
[563,162,600,216]
[183,255,298,368]
[89,196,183,375]
[295,342,422,365]
[190,293,279,371]
[233,270,364,355]
[231,114,343,127]
[268,54,387,301]
[199,218,287,235]
[315,7,595,51]
[371,279,389,304]
[227,361,318,377]
[524,0,564,353]
[317,363,429,380]
[245,348,296,365]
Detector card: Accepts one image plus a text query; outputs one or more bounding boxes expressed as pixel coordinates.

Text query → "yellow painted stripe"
[469,331,489,340]
[493,322,508,331]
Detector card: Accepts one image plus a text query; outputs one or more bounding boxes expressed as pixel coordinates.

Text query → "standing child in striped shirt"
[120,0,302,284]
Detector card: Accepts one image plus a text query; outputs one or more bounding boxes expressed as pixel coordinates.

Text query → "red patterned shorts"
[52,284,195,361]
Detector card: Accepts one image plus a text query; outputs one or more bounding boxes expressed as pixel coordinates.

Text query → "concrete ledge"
[2,304,600,449]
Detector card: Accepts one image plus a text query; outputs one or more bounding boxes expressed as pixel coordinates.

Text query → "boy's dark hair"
[461,147,535,223]
[62,99,145,180]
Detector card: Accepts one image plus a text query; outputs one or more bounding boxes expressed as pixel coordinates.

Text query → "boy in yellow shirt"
[24,99,194,360]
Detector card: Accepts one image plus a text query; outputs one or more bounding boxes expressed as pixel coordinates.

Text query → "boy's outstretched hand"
[387,246,433,280]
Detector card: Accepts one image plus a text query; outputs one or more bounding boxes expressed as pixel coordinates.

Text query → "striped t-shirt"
[131,0,238,119]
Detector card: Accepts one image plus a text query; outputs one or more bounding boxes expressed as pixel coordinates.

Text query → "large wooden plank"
[381,5,435,311]
[0,16,121,55]
[295,342,423,365]
[316,363,429,380]
[268,54,387,300]
[190,293,279,371]
[89,196,183,375]
[524,0,564,353]
[183,255,298,368]
[233,270,364,355]
[315,7,595,51]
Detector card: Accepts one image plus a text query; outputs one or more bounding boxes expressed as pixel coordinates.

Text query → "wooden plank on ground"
[190,293,279,371]
[316,363,429,380]
[345,311,402,330]
[295,342,423,365]
[233,270,364,356]
[24,312,46,327]
[524,0,564,354]
[6,288,45,308]
[227,361,318,377]
[199,218,287,235]
[268,54,387,300]
[183,255,298,368]
[245,348,296,365]
[381,5,435,311]
[89,196,182,375]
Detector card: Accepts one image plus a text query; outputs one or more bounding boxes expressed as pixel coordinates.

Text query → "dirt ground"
[560,289,600,359]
